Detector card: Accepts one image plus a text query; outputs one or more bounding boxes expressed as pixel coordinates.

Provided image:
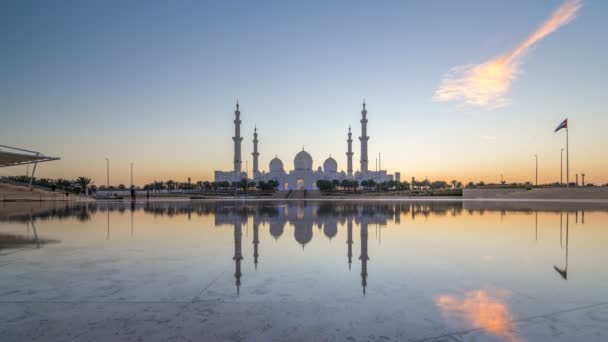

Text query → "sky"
[2,0,607,186]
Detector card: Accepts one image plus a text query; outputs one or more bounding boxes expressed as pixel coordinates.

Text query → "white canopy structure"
[0,144,60,189]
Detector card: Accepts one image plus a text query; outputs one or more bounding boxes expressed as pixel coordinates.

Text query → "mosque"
[215,101,395,190]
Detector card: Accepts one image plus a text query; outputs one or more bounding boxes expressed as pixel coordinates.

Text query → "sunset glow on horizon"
[2,0,607,186]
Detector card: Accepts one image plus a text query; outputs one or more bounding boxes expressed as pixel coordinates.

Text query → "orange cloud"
[434,0,582,108]
[436,290,519,342]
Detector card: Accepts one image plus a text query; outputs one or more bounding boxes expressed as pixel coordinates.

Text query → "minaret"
[253,218,260,271]
[347,217,353,270]
[252,125,259,178]
[360,219,369,295]
[233,222,243,295]
[346,125,354,177]
[233,101,243,175]
[359,100,369,173]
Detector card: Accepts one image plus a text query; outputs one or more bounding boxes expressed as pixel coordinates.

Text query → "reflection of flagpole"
[560,212,563,248]
[553,212,569,280]
[535,211,538,242]
[566,212,569,273]
[107,206,110,240]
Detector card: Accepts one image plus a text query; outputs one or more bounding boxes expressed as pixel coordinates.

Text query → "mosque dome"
[294,149,313,171]
[323,156,338,173]
[269,157,284,172]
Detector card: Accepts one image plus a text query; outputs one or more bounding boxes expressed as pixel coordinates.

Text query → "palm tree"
[166,180,175,192]
[76,176,92,195]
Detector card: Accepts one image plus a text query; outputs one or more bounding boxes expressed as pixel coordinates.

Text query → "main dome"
[323,156,338,173]
[269,157,284,172]
[294,149,313,171]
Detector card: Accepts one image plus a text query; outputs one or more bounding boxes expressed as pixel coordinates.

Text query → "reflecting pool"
[1,200,607,341]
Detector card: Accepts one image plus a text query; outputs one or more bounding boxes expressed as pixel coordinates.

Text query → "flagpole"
[566,125,569,188]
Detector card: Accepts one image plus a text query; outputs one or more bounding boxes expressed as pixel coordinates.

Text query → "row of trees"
[140,179,281,192]
[316,179,466,192]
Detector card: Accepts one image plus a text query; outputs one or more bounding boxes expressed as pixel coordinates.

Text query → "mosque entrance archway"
[296,179,305,190]
[284,183,289,191]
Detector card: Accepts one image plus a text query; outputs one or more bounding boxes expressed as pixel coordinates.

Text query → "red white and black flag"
[554,118,568,132]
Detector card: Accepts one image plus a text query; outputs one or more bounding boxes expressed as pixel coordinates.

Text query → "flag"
[554,118,568,132]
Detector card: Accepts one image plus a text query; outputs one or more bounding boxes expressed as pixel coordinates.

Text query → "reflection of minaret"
[253,219,260,271]
[347,217,353,270]
[359,100,369,173]
[252,126,259,178]
[233,222,243,294]
[346,125,354,177]
[233,101,243,174]
[360,220,369,295]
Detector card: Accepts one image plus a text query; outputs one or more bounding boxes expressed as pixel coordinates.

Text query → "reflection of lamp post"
[535,211,538,242]
[554,212,569,280]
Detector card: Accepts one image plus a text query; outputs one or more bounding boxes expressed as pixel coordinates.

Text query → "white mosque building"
[215,101,394,191]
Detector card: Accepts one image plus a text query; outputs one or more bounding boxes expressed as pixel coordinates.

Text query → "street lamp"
[130,162,133,189]
[534,154,538,186]
[105,158,110,191]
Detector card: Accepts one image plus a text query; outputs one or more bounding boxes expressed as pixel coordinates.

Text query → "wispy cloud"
[434,0,582,108]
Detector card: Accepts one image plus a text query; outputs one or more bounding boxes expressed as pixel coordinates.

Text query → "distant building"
[395,172,401,183]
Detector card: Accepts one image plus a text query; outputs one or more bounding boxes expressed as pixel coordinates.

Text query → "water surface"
[1,200,607,341]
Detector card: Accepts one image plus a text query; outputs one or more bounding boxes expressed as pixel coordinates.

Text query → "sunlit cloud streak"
[437,290,519,342]
[434,0,582,108]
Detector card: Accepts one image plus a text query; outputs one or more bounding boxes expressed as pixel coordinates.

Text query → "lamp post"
[105,158,110,192]
[534,154,538,186]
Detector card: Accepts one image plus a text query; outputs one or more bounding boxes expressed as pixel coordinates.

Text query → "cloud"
[434,0,582,108]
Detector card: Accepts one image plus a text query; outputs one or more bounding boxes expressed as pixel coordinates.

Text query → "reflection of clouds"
[437,290,519,342]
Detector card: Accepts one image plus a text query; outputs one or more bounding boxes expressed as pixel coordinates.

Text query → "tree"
[166,180,176,191]
[451,180,459,188]
[118,184,126,190]
[367,179,377,190]
[316,179,334,192]
[239,178,248,191]
[341,179,353,191]
[466,181,475,188]
[76,176,92,195]
[361,180,369,190]
[268,180,280,190]
[420,179,430,189]
[256,181,267,191]
[430,180,448,189]
[331,179,341,190]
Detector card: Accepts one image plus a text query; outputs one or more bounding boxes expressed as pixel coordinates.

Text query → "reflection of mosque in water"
[214,202,392,294]
[5,201,601,293]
